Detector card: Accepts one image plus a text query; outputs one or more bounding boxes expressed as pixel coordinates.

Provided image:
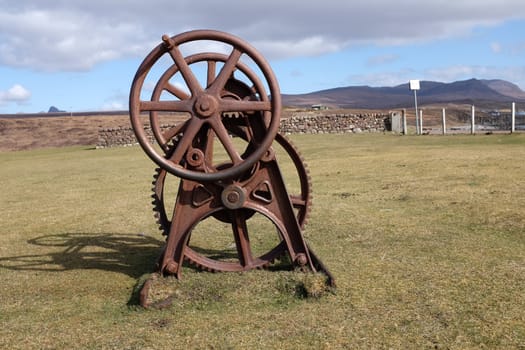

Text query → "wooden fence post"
[511,102,516,133]
[471,105,475,134]
[402,108,407,135]
[442,108,446,135]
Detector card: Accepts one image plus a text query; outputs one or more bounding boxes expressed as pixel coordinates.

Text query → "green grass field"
[1,133,524,349]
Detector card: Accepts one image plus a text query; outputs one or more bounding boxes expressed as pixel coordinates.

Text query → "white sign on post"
[409,80,420,91]
[409,80,421,134]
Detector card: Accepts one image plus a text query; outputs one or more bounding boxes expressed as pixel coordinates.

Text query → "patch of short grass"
[1,134,525,348]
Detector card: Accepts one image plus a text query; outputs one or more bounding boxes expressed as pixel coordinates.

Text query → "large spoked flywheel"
[129,30,281,182]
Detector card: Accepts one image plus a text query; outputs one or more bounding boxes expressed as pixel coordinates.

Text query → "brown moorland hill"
[0,114,132,151]
[0,106,479,152]
[0,113,181,152]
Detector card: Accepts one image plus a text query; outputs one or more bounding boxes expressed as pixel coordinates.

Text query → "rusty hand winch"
[129,30,333,296]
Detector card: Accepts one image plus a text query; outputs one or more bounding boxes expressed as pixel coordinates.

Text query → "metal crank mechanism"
[129,30,334,303]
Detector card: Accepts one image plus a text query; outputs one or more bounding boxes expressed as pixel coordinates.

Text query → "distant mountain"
[281,79,525,109]
[480,79,525,100]
[48,106,65,113]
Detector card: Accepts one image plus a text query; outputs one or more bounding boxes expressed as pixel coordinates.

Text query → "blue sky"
[1,0,525,114]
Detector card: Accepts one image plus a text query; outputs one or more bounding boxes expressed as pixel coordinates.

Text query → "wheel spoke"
[220,99,271,112]
[290,195,306,208]
[166,45,203,95]
[140,100,193,113]
[230,210,253,268]
[209,118,242,165]
[164,82,191,100]
[208,48,242,94]
[169,119,203,165]
[204,127,215,169]
[207,60,216,88]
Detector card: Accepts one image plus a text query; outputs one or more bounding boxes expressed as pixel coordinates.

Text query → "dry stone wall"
[280,113,389,134]
[97,125,168,149]
[96,113,390,148]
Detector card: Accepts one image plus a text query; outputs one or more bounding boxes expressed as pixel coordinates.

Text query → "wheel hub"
[194,94,218,118]
[221,184,246,209]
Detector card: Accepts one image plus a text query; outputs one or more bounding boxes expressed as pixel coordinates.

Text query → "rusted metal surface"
[129,30,333,306]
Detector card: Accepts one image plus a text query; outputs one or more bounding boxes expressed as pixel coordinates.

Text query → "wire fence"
[397,103,525,134]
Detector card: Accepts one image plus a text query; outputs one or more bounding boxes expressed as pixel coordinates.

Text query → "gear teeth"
[151,167,171,236]
[222,112,243,118]
[184,256,219,273]
[276,133,313,230]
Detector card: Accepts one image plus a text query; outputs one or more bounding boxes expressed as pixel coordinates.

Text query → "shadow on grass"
[0,232,164,279]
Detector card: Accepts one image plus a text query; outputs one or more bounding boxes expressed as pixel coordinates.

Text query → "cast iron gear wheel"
[151,133,313,272]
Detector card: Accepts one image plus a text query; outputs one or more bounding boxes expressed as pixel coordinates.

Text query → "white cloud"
[253,36,344,60]
[348,65,525,88]
[101,101,125,111]
[491,42,502,53]
[0,7,149,71]
[100,90,131,111]
[349,70,416,87]
[425,65,525,84]
[0,1,524,71]
[366,54,400,67]
[0,84,31,105]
